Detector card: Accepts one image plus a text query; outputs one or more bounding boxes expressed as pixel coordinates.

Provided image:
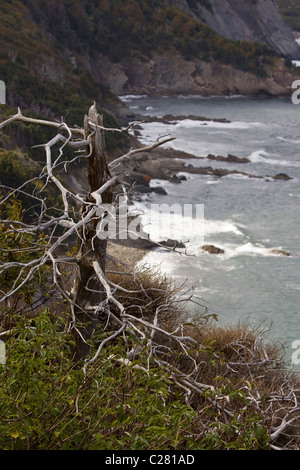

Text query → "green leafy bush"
[0,312,199,450]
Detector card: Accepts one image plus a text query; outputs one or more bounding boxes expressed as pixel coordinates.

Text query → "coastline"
[110,95,294,267]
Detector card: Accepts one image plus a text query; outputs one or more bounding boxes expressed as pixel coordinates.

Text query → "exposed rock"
[114,52,294,97]
[111,236,157,251]
[202,244,225,254]
[272,173,292,180]
[270,249,291,256]
[138,159,169,179]
[120,171,167,195]
[116,146,293,196]
[145,114,231,124]
[207,154,250,163]
[152,186,168,195]
[169,174,188,183]
[159,239,186,249]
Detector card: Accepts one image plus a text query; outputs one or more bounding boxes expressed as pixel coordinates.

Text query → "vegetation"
[1,244,300,450]
[0,310,274,450]
[0,0,284,201]
[276,0,300,31]
[1,0,300,451]
[1,176,300,450]
[0,0,278,91]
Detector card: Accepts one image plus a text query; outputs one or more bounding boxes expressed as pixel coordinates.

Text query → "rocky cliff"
[103,50,295,97]
[163,0,300,59]
[1,0,300,123]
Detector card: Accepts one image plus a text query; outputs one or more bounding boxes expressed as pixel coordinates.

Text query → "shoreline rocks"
[207,153,251,163]
[120,145,293,196]
[272,173,292,181]
[142,114,231,124]
[270,249,292,257]
[202,245,225,254]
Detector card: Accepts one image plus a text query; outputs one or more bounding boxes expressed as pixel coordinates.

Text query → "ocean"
[120,94,300,366]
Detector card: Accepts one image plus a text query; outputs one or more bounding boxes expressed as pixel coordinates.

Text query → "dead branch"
[1,104,300,449]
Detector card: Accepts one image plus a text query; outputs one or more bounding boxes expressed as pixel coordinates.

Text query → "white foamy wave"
[277,136,300,144]
[204,219,244,237]
[223,174,251,180]
[249,149,300,167]
[248,150,269,162]
[174,119,263,130]
[235,242,272,256]
[210,242,292,260]
[132,200,205,245]
[206,179,221,184]
[131,204,245,248]
[135,122,176,147]
[177,94,246,100]
[177,94,207,100]
[119,94,147,102]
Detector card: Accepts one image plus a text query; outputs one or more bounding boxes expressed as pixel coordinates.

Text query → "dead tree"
[2,105,300,449]
[0,103,174,360]
[71,106,113,360]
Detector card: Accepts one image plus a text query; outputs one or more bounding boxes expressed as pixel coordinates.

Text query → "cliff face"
[103,52,295,98]
[95,0,300,97]
[163,0,300,59]
[1,0,299,123]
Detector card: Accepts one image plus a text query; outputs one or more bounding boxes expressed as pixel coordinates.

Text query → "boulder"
[207,153,250,163]
[159,239,186,249]
[270,249,291,256]
[202,244,225,254]
[272,173,292,180]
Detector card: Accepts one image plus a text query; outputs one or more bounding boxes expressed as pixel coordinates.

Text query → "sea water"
[120,94,300,366]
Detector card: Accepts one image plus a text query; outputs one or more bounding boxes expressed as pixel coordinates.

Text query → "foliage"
[0,195,50,315]
[275,0,300,32]
[0,0,277,79]
[0,197,299,450]
[0,311,276,450]
[0,0,281,194]
[0,312,199,450]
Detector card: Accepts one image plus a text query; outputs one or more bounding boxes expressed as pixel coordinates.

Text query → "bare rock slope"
[164,0,300,59]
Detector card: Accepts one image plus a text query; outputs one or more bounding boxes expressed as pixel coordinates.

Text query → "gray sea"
[120,94,300,366]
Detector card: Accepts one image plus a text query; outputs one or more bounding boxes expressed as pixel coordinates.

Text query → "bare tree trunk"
[0,104,174,362]
[72,104,113,361]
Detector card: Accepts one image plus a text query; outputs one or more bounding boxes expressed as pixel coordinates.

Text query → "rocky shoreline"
[120,112,292,197]
[110,106,294,258]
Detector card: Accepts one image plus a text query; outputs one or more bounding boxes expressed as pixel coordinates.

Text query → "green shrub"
[0,312,199,450]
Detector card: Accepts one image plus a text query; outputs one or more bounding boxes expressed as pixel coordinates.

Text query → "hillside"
[2,1,300,452]
[0,0,298,114]
[0,0,299,195]
[275,0,300,32]
[164,0,300,59]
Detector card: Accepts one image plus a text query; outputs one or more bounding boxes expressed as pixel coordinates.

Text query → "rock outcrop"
[105,52,296,97]
[270,249,291,256]
[207,154,251,163]
[202,244,225,254]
